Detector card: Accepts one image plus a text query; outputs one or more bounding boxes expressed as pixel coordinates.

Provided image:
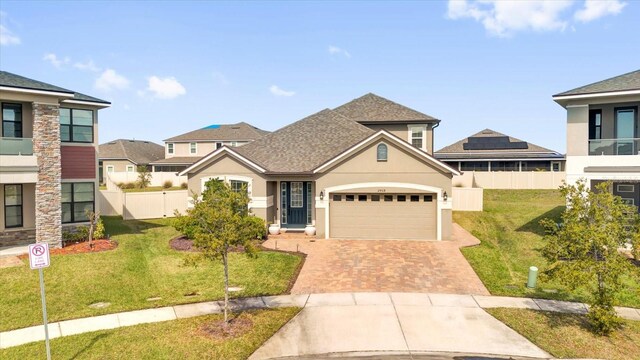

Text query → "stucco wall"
[103,159,137,173]
[363,123,434,154]
[166,141,250,158]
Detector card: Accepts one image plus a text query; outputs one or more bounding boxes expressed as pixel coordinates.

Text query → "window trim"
[60,108,94,143]
[126,165,135,173]
[2,103,23,138]
[167,143,174,155]
[4,184,23,228]
[189,142,197,155]
[376,143,388,162]
[62,182,95,224]
[407,125,427,151]
[106,165,115,173]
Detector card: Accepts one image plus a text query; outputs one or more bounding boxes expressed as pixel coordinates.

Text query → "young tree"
[85,210,101,250]
[541,180,640,335]
[175,179,265,323]
[136,165,152,189]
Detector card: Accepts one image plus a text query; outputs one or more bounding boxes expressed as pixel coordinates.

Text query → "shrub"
[123,182,136,189]
[162,180,173,189]
[117,182,125,189]
[173,214,198,239]
[94,217,106,239]
[136,165,152,188]
[180,182,188,189]
[247,216,267,239]
[62,226,89,243]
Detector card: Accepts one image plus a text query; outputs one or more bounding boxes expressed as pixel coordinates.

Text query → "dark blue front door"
[282,181,309,228]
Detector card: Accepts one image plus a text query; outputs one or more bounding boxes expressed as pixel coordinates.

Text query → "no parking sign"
[29,243,50,269]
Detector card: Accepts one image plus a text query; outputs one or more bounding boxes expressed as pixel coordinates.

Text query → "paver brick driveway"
[263,224,489,295]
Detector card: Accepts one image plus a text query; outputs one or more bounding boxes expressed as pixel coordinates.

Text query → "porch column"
[32,102,62,248]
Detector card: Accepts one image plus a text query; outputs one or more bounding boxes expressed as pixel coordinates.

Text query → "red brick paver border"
[263,224,489,295]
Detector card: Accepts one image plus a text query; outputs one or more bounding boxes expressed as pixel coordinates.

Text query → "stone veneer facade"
[32,103,62,248]
[0,229,36,247]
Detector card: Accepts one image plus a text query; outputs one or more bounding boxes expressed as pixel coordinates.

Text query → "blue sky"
[1,1,638,153]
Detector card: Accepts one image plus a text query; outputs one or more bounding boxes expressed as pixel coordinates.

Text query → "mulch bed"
[18,239,117,259]
[199,312,254,340]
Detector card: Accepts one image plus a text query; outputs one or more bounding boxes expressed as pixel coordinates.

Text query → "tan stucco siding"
[315,141,452,193]
[166,141,250,158]
[102,159,137,172]
[566,106,589,156]
[187,154,268,197]
[363,123,435,154]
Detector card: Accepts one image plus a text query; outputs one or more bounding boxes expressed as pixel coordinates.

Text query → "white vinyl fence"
[452,171,565,190]
[106,171,188,188]
[452,187,483,211]
[99,175,189,220]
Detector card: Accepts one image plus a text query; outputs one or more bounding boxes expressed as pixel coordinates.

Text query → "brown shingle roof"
[164,122,268,142]
[435,129,564,160]
[333,93,439,123]
[99,139,165,164]
[554,69,640,97]
[233,109,374,173]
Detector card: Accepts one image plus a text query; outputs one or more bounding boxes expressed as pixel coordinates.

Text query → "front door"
[281,181,310,228]
[613,182,640,213]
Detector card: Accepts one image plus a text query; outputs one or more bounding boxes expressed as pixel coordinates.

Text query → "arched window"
[377,143,388,162]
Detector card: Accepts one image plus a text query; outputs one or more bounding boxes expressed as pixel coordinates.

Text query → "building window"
[4,184,23,228]
[230,180,248,194]
[60,108,93,143]
[410,195,419,202]
[126,165,135,173]
[551,162,561,172]
[346,195,355,202]
[2,103,22,138]
[384,195,393,202]
[397,195,406,202]
[332,194,342,201]
[106,165,115,173]
[290,182,303,208]
[358,195,367,201]
[617,184,635,193]
[154,165,187,172]
[371,195,380,201]
[231,141,238,147]
[615,107,637,155]
[377,143,388,162]
[424,195,433,202]
[167,143,174,154]
[461,161,489,172]
[589,110,602,140]
[281,182,287,224]
[62,183,95,223]
[410,127,424,149]
[216,142,222,149]
[490,161,519,172]
[190,142,197,154]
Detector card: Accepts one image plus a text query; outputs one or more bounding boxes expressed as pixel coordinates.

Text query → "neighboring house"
[553,69,640,212]
[179,93,459,241]
[98,139,164,182]
[435,129,565,172]
[151,122,268,172]
[0,71,110,247]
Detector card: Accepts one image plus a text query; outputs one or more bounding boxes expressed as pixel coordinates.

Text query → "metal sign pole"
[39,268,51,360]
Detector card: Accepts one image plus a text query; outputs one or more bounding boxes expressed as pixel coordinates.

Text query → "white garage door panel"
[330,194,436,240]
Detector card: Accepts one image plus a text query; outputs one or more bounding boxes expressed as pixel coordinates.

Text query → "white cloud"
[95,69,130,91]
[447,0,628,36]
[43,53,70,68]
[74,60,101,72]
[146,76,186,99]
[0,12,20,46]
[574,0,626,22]
[328,45,351,58]
[269,85,295,97]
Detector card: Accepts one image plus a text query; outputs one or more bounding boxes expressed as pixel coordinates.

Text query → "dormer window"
[377,143,388,162]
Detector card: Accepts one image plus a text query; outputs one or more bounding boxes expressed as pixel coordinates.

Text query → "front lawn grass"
[454,189,640,307]
[0,217,302,332]
[0,307,300,360]
[487,308,640,360]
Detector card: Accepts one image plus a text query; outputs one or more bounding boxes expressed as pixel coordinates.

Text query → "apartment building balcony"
[0,137,38,183]
[589,138,640,156]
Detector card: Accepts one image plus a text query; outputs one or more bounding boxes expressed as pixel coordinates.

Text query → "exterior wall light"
[319,190,325,200]
[443,191,448,201]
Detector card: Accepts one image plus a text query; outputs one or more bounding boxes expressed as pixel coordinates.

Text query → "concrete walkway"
[1,293,639,355]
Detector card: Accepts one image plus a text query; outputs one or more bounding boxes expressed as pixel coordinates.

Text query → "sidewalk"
[1,292,639,351]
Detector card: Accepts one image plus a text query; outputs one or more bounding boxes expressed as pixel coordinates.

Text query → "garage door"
[329,193,436,240]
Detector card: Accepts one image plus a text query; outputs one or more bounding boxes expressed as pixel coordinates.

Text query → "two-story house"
[179,93,459,240]
[150,122,268,172]
[0,71,109,247]
[98,139,164,182]
[553,69,640,211]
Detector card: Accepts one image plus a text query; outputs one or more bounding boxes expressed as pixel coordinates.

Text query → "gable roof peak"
[333,93,439,123]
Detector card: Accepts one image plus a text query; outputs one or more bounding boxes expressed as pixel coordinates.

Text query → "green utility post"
[527,266,538,288]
